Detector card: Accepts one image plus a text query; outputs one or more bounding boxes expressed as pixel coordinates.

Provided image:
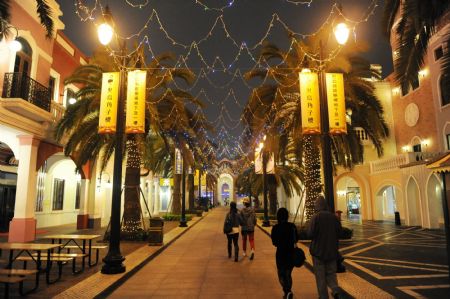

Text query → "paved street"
[110,207,318,299]
[338,218,450,298]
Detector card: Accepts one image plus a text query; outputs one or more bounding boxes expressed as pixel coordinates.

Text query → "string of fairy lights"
[71,0,380,160]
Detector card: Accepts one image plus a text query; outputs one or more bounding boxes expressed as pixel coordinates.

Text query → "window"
[441,74,450,106]
[447,134,450,150]
[75,180,81,209]
[52,178,65,211]
[412,143,422,153]
[35,161,47,212]
[48,77,56,101]
[434,46,444,61]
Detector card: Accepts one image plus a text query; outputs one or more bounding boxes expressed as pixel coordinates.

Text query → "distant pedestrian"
[239,197,256,260]
[224,201,240,262]
[271,207,297,299]
[308,195,342,299]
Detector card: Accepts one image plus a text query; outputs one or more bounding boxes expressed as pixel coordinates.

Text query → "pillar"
[9,136,39,242]
[77,179,90,229]
[153,179,160,216]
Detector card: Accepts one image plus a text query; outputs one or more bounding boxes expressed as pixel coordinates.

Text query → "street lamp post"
[98,17,126,274]
[262,149,270,227]
[180,156,187,227]
[317,22,349,213]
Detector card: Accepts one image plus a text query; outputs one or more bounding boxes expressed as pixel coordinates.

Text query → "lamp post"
[180,155,187,227]
[317,21,349,213]
[97,12,126,274]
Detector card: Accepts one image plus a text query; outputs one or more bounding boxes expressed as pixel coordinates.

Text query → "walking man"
[239,197,256,259]
[308,195,342,299]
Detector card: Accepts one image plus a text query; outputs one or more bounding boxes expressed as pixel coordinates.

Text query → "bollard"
[148,217,164,246]
[394,211,401,226]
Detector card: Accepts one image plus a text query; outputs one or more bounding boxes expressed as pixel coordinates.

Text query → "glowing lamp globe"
[334,23,349,45]
[68,97,77,105]
[98,23,113,45]
[9,40,22,52]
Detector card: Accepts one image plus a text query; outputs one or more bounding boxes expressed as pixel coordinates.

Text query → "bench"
[64,245,107,266]
[0,275,27,298]
[15,255,75,284]
[31,253,87,274]
[0,269,38,276]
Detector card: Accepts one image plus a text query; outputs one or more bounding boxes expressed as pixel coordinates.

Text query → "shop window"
[441,74,450,106]
[52,178,65,211]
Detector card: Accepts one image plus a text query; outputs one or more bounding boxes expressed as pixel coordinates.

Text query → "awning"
[427,152,450,173]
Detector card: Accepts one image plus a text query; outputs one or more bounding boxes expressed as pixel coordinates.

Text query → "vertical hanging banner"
[175,148,183,174]
[194,169,199,186]
[255,148,263,174]
[326,73,347,134]
[98,72,119,134]
[201,173,206,188]
[126,70,147,134]
[299,72,321,134]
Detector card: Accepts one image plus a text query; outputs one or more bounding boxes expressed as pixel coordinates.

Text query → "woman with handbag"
[271,207,298,299]
[223,201,240,262]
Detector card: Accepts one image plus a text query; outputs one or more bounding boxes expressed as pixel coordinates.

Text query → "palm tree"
[1,0,53,40]
[244,27,389,219]
[382,0,449,89]
[55,47,202,239]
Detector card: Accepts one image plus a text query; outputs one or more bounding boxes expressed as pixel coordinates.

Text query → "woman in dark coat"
[224,201,240,262]
[271,208,297,299]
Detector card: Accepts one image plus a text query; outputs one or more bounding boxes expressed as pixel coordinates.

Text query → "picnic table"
[40,234,104,269]
[0,242,62,296]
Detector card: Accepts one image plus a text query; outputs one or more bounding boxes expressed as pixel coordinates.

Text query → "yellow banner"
[201,173,206,186]
[98,72,119,134]
[326,73,347,134]
[125,70,146,134]
[175,148,183,174]
[299,72,321,134]
[160,178,173,186]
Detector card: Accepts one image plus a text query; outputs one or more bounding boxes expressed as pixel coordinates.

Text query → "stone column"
[9,136,40,242]
[154,179,160,216]
[77,179,90,229]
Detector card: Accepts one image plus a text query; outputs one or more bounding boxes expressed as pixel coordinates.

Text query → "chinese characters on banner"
[126,70,147,134]
[98,72,119,133]
[254,149,275,174]
[175,148,183,174]
[299,72,321,134]
[326,73,347,134]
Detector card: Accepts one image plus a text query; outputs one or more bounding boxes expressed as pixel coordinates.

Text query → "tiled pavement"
[337,219,450,298]
[110,207,318,299]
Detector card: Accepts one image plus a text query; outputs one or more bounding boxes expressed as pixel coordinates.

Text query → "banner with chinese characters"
[299,72,321,134]
[125,70,147,134]
[201,173,206,186]
[175,148,183,174]
[326,73,347,134]
[194,169,199,186]
[98,72,119,133]
[255,149,275,174]
[159,178,173,186]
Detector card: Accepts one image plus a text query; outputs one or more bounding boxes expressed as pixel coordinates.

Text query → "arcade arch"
[426,174,443,228]
[406,176,422,226]
[335,173,369,220]
[218,173,234,205]
[374,185,400,221]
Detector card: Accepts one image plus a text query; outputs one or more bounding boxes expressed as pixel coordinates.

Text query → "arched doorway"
[335,176,362,220]
[406,177,421,226]
[0,141,17,232]
[374,185,399,221]
[221,183,230,202]
[13,37,32,76]
[427,174,443,228]
[218,173,234,205]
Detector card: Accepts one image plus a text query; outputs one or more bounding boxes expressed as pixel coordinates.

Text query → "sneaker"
[286,291,293,299]
[243,251,247,257]
[250,250,254,260]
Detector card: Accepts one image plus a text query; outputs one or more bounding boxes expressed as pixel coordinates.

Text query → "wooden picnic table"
[40,234,102,268]
[0,242,62,294]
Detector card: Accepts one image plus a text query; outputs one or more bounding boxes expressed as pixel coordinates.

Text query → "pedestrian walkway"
[110,207,318,298]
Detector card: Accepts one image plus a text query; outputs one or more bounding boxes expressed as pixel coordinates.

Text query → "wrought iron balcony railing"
[2,72,51,112]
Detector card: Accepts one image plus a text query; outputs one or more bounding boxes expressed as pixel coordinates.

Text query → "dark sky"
[58,0,393,158]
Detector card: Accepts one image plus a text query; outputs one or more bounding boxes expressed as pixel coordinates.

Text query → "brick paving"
[110,207,318,299]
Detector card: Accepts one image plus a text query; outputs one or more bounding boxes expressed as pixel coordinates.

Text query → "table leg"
[82,240,86,270]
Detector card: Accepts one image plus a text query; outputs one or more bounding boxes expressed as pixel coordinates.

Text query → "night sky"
[58,0,393,158]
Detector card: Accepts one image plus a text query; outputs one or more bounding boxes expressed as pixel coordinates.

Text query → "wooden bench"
[0,269,38,276]
[64,245,107,266]
[31,253,87,274]
[0,275,27,298]
[15,255,75,284]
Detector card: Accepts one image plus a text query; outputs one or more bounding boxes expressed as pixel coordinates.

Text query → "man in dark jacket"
[308,196,342,299]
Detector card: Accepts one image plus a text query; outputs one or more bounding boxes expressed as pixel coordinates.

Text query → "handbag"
[223,214,233,234]
[292,246,305,267]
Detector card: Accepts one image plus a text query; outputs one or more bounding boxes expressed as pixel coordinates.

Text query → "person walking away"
[308,195,342,299]
[240,197,256,260]
[271,208,297,299]
[224,201,240,262]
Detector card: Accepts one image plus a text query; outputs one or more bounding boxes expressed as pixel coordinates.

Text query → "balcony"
[370,152,443,174]
[1,72,52,122]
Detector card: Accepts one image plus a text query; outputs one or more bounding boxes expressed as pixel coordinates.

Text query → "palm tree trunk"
[172,174,181,214]
[121,136,143,239]
[188,173,194,211]
[268,175,277,216]
[304,136,321,221]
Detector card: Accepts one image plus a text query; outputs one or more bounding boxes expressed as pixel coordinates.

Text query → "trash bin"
[148,217,164,246]
[394,211,401,226]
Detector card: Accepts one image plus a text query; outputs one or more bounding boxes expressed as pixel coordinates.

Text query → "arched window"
[13,37,32,76]
[441,74,450,106]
